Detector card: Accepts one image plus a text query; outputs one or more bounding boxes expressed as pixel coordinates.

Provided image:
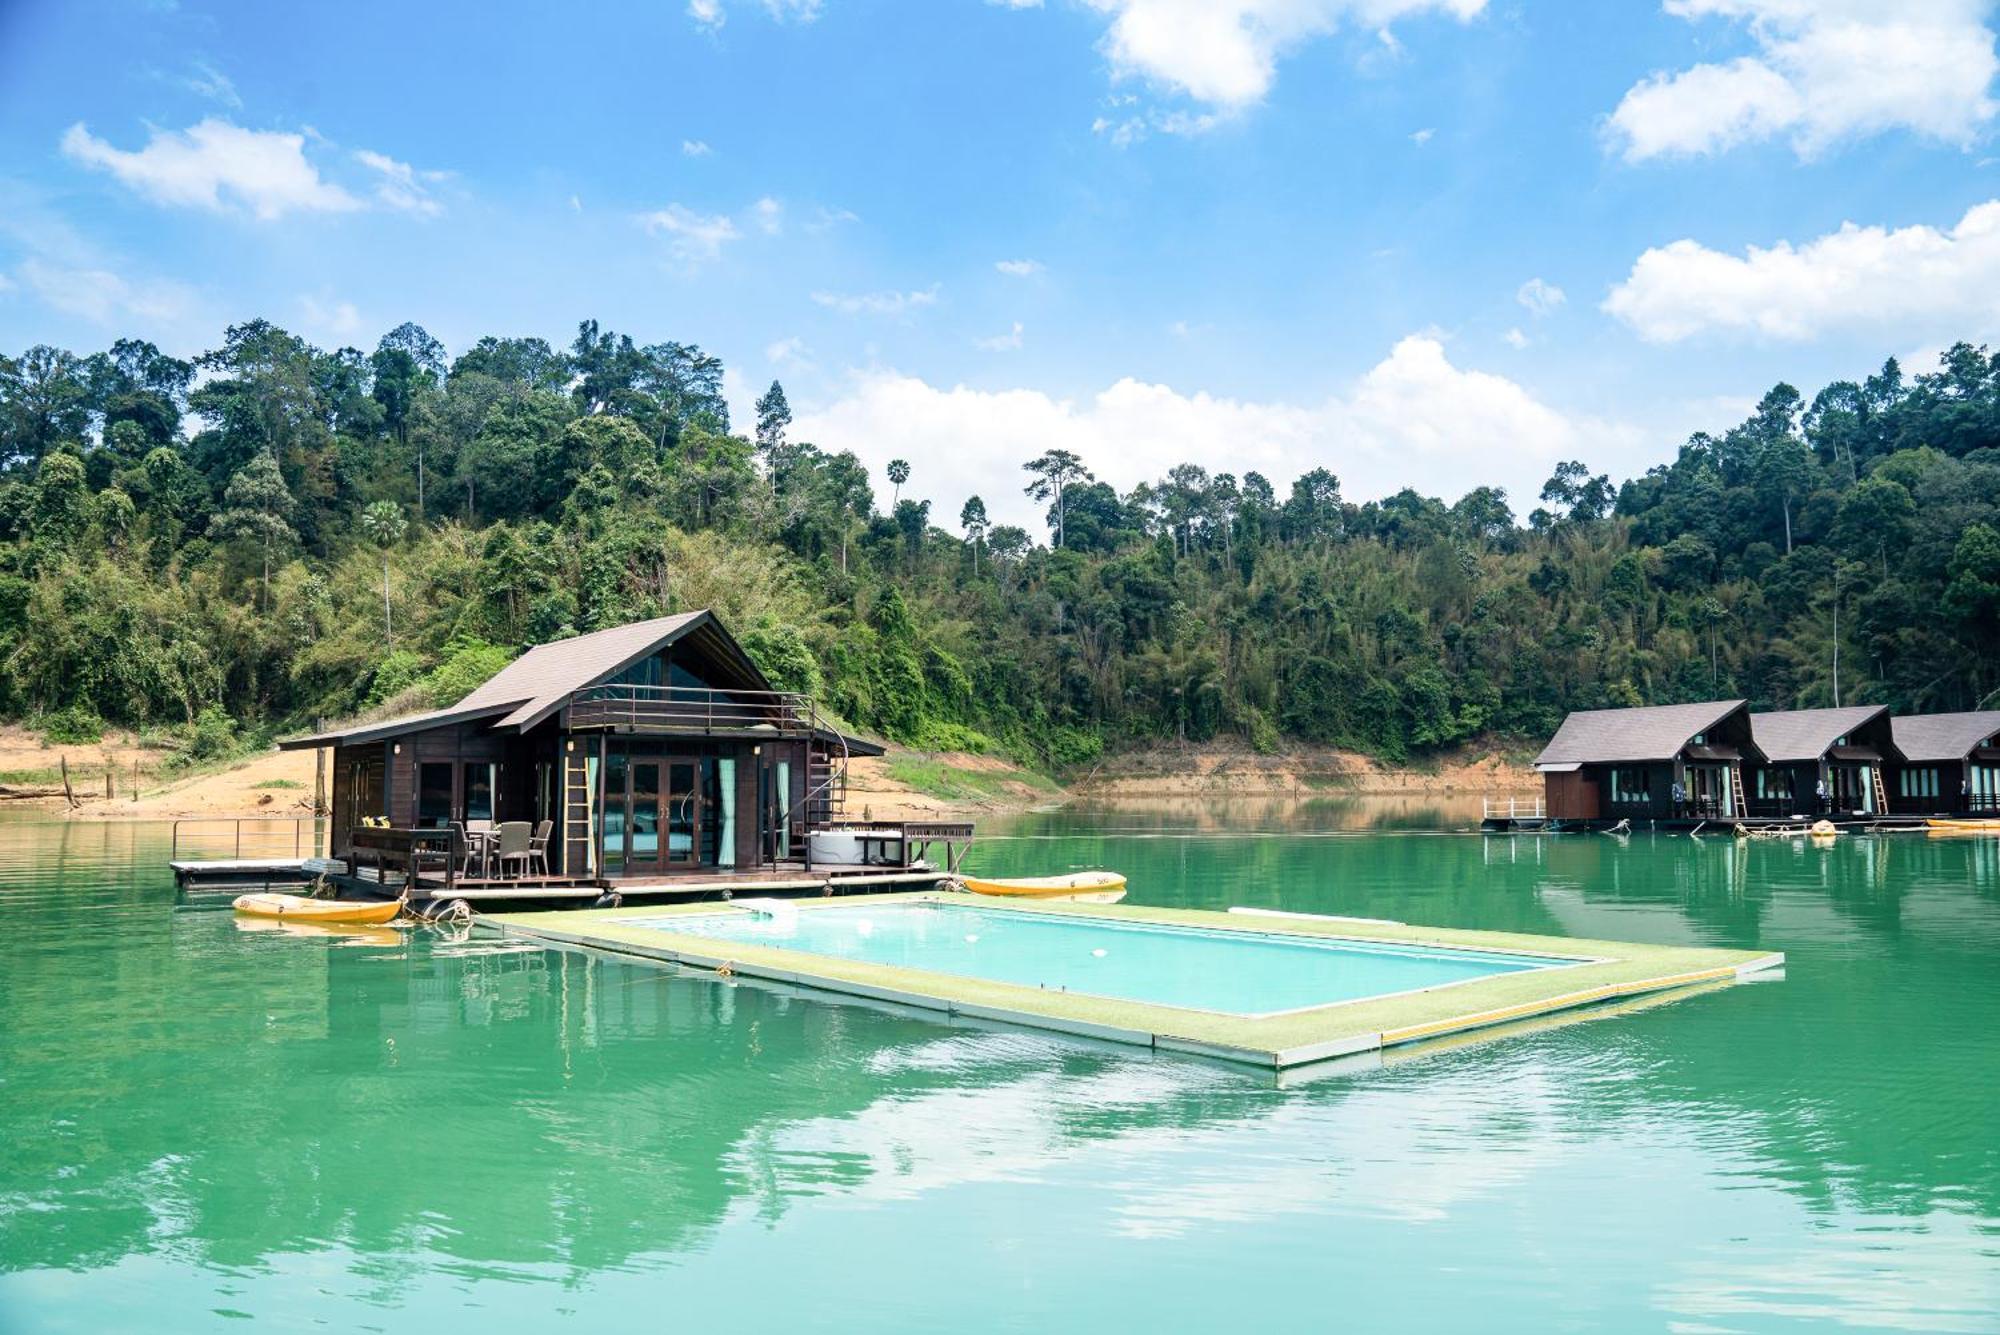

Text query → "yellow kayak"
[232,893,404,925]
[1927,818,2000,832]
[961,872,1127,904]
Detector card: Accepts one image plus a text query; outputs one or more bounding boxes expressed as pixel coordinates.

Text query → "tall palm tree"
[361,501,408,644]
[887,458,910,506]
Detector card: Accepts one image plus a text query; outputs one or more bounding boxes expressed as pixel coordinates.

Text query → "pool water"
[638,901,1568,1015]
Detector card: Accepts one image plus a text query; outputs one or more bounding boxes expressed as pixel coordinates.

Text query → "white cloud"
[62,118,362,220]
[751,196,783,234]
[184,61,241,109]
[298,293,364,341]
[766,335,812,366]
[806,204,860,231]
[1516,276,1565,316]
[811,284,940,315]
[1605,198,2000,342]
[1607,1,1999,161]
[688,0,821,27]
[995,258,1045,277]
[1081,0,1486,109]
[639,204,741,266]
[354,149,444,216]
[793,334,1640,531]
[1503,326,1529,349]
[682,139,713,156]
[976,321,1026,351]
[1410,126,1435,144]
[16,257,194,327]
[1166,319,1194,337]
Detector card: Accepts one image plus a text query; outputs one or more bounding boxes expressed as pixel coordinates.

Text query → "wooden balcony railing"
[565,684,816,735]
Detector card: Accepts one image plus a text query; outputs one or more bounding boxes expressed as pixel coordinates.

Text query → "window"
[1900,768,1940,799]
[607,653,664,689]
[464,762,496,822]
[668,659,719,692]
[1610,768,1651,805]
[1756,769,1793,801]
[417,762,454,828]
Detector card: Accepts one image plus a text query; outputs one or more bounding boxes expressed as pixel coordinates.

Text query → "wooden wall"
[1544,769,1599,821]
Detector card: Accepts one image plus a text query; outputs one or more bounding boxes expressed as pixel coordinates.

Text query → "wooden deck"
[329,859,953,906]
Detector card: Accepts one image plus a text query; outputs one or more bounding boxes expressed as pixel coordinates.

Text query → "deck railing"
[1481,797,1545,821]
[565,684,815,735]
[171,816,323,861]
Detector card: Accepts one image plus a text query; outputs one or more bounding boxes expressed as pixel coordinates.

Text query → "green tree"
[754,380,791,455]
[361,501,408,644]
[1023,448,1091,548]
[214,449,297,610]
[959,495,989,576]
[886,458,910,506]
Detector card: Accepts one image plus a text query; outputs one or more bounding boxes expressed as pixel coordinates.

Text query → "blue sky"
[2,0,1996,529]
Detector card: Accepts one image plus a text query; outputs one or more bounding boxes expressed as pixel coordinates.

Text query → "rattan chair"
[527,819,553,877]
[496,821,533,879]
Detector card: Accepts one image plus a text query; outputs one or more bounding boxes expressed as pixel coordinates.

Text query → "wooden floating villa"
[171,610,973,907]
[1524,698,2000,831]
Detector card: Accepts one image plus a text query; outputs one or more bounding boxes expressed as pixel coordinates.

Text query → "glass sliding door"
[630,761,663,873]
[667,760,699,867]
[601,752,627,874]
[417,763,454,828]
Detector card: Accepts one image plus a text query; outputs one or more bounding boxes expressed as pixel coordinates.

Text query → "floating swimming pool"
[624,901,1580,1016]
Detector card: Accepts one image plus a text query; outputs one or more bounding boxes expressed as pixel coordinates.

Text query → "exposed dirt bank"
[50,741,1055,824]
[1071,743,1539,799]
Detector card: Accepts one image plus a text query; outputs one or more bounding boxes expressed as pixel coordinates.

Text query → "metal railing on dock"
[1482,797,1545,821]
[170,816,323,862]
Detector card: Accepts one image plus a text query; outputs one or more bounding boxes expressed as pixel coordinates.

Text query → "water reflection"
[1,812,1996,1331]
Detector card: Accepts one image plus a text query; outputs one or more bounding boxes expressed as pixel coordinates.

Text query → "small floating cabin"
[1888,711,2000,816]
[1535,700,1763,825]
[1746,706,1900,818]
[276,610,969,902]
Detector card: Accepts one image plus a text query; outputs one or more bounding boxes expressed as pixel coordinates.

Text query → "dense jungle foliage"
[2,319,1997,766]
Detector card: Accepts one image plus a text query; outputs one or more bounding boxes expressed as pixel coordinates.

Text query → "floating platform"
[483,892,1782,1072]
[170,857,318,895]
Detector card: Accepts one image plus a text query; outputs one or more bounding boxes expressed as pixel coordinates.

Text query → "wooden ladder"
[1870,765,1889,815]
[562,744,593,877]
[1729,765,1747,819]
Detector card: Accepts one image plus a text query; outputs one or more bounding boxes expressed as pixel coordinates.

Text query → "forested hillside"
[3,319,1996,767]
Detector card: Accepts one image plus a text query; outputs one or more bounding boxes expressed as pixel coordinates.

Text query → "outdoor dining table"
[464,825,499,877]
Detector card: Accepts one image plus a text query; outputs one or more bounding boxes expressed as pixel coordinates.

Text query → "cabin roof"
[277,609,887,755]
[459,610,736,731]
[1890,710,2000,763]
[275,700,526,751]
[1749,705,1894,763]
[1534,699,1759,767]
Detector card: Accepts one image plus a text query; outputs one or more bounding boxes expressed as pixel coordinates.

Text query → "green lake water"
[3,803,1997,1332]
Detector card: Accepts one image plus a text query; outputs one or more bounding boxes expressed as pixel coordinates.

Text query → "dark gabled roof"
[1891,711,2000,763]
[1750,706,1894,763]
[458,610,739,732]
[275,700,526,751]
[1535,700,1759,767]
[275,610,893,752]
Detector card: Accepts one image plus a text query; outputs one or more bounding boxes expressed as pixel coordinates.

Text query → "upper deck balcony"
[564,683,819,737]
